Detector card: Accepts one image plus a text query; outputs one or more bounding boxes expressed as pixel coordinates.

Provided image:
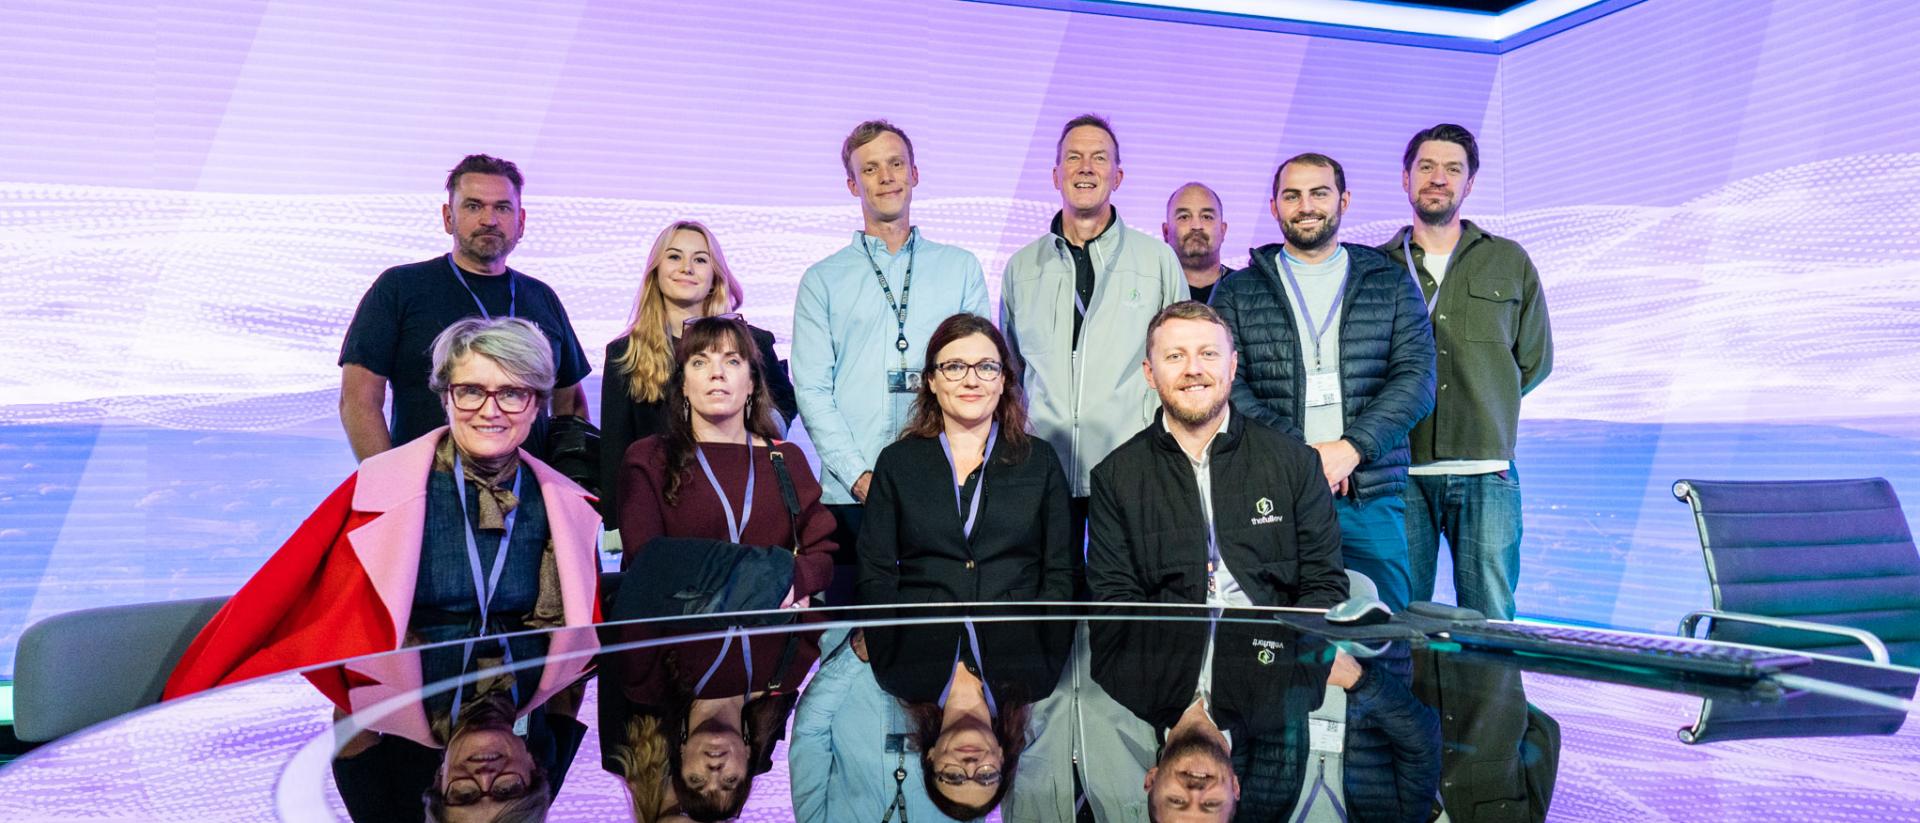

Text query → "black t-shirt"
[339,255,591,455]
[1190,278,1216,306]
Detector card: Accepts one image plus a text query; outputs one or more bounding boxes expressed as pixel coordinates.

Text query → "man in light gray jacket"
[1001,113,1187,550]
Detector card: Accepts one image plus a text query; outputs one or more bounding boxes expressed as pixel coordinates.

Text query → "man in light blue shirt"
[792,119,989,603]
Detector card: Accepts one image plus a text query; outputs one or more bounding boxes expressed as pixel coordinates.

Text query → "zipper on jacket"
[1068,242,1086,490]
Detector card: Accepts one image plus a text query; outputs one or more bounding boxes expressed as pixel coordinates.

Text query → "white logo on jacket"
[1251,496,1282,525]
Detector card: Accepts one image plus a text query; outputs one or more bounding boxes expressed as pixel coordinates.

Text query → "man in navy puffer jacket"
[1210,153,1436,609]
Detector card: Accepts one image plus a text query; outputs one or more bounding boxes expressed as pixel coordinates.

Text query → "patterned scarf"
[435,436,521,530]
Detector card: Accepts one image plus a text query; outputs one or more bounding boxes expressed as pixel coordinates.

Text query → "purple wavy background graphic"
[2,0,1919,677]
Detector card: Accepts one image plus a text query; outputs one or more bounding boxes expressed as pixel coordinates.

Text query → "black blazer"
[598,326,797,529]
[867,616,1071,707]
[855,433,1078,605]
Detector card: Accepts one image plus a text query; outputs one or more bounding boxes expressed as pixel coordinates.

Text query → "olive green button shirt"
[1382,220,1553,464]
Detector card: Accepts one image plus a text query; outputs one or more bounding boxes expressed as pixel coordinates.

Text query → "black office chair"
[1671,478,1920,743]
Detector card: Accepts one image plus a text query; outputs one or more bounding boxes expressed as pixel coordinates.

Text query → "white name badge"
[1305,371,1342,408]
[1308,716,1346,753]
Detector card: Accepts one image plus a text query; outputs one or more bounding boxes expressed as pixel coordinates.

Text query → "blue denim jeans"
[1404,466,1523,619]
[1335,493,1411,611]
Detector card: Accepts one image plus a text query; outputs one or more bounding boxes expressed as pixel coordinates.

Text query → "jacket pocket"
[1458,276,1521,343]
[1147,560,1204,594]
[1256,560,1298,591]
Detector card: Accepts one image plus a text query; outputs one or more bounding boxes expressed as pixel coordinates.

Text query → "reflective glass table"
[1,604,1916,822]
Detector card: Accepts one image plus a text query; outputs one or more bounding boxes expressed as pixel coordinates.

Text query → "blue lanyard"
[695,627,755,696]
[1069,225,1128,319]
[1292,757,1350,822]
[452,451,521,631]
[1195,439,1222,596]
[1275,248,1350,370]
[446,254,516,319]
[1402,234,1440,314]
[694,430,756,543]
[449,451,523,727]
[449,637,522,732]
[859,232,916,366]
[938,619,999,717]
[937,422,999,540]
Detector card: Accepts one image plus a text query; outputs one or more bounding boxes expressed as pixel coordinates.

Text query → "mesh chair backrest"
[1677,478,1920,667]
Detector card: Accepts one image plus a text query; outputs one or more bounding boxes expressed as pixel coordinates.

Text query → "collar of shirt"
[1279,244,1348,275]
[854,226,920,259]
[1049,206,1117,249]
[1393,218,1488,260]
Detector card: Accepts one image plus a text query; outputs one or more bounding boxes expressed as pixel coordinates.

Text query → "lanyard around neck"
[1275,248,1350,370]
[860,233,916,368]
[1402,233,1441,314]
[452,450,521,631]
[448,450,523,727]
[1069,224,1128,319]
[937,422,999,541]
[447,254,516,319]
[939,620,1000,717]
[695,626,755,696]
[694,428,757,544]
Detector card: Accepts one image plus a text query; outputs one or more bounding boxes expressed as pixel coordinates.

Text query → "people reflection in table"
[790,627,969,822]
[856,313,1078,605]
[863,614,1071,819]
[599,624,815,822]
[1412,646,1562,822]
[1092,613,1333,823]
[425,692,553,821]
[327,627,593,823]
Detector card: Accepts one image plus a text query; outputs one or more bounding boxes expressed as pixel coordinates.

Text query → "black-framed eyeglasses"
[446,383,539,414]
[935,763,1002,788]
[684,312,745,328]
[440,771,531,806]
[934,359,1004,383]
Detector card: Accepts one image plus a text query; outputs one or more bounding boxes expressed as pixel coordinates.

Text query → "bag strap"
[762,633,804,692]
[767,446,803,553]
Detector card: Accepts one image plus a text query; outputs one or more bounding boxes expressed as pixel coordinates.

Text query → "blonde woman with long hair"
[600,221,796,532]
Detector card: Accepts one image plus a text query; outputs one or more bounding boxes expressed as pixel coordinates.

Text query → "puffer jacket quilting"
[1211,242,1436,501]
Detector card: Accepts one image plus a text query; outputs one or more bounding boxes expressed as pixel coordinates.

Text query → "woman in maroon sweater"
[609,315,836,820]
[616,315,836,597]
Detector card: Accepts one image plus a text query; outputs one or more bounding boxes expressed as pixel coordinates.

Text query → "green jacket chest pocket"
[1458,276,1521,343]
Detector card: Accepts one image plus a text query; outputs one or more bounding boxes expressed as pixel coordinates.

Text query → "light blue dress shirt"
[792,228,989,504]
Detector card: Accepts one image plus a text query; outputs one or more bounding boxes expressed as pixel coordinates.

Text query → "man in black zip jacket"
[1211,153,1436,611]
[1087,301,1347,608]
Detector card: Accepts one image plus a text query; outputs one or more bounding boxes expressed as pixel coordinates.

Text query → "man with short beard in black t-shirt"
[338,154,591,462]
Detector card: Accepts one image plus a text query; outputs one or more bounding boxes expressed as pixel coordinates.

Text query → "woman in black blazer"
[854,311,1078,605]
[853,312,1075,818]
[599,220,795,530]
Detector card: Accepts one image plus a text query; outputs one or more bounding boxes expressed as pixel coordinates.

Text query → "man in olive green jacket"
[1382,124,1553,620]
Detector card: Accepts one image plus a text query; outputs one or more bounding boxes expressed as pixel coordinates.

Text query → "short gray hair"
[427,317,556,397]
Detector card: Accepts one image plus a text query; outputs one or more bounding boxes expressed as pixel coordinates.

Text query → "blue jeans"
[1335,493,1411,611]
[1404,466,1523,619]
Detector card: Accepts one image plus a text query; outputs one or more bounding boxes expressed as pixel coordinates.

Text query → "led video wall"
[2,0,1917,674]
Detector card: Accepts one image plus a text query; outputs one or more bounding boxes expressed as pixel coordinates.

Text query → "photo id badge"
[1305,370,1341,407]
[887,369,922,394]
[1308,716,1345,753]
